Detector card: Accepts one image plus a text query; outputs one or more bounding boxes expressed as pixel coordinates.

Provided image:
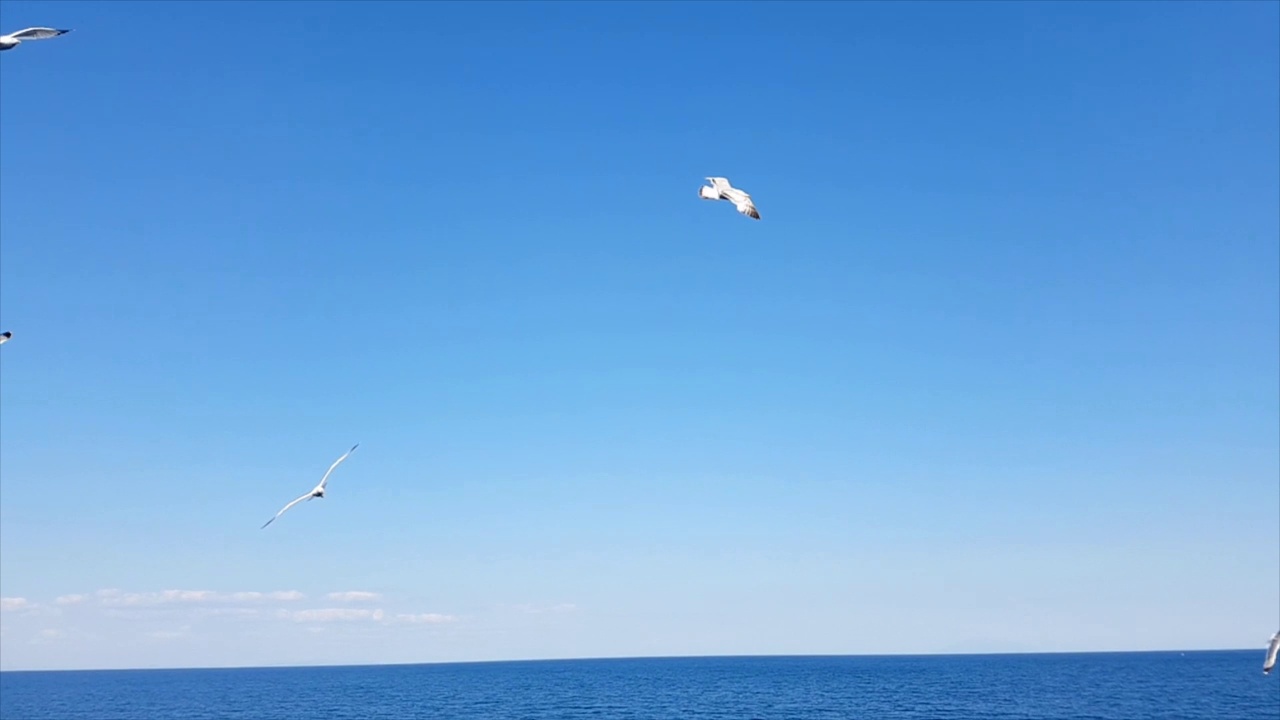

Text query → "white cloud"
[23,628,70,647]
[326,591,381,603]
[394,613,458,625]
[0,597,35,612]
[93,589,304,607]
[4,589,458,645]
[98,590,210,607]
[280,607,457,625]
[194,608,260,618]
[228,591,305,603]
[283,608,386,623]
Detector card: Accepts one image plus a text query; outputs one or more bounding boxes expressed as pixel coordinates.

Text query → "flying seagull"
[698,176,760,220]
[0,331,10,345]
[1265,631,1280,675]
[260,444,359,529]
[0,27,72,52]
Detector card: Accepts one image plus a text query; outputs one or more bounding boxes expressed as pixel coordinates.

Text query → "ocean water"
[1,651,1276,720]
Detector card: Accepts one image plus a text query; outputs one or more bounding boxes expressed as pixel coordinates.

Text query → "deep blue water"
[2,652,1277,720]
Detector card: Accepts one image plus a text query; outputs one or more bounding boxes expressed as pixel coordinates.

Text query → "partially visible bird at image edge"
[0,27,72,52]
[1264,631,1280,675]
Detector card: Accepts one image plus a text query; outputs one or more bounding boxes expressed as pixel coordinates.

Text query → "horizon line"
[0,647,1261,674]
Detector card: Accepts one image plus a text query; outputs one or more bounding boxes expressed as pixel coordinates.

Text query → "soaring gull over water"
[698,176,761,220]
[1265,631,1280,675]
[261,444,359,529]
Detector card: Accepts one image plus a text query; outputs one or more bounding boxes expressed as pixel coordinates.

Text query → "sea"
[1,651,1276,720]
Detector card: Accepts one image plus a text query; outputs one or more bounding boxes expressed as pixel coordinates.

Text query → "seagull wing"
[7,27,70,41]
[723,188,761,220]
[707,177,732,192]
[698,185,721,200]
[316,443,359,492]
[0,332,10,345]
[1265,631,1280,674]
[260,491,313,529]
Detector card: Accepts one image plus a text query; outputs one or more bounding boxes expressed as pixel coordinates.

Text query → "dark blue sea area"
[2,651,1276,719]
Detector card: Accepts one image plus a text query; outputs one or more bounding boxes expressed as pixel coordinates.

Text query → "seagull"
[698,176,761,220]
[0,27,72,52]
[0,331,10,345]
[1265,631,1280,675]
[260,444,359,529]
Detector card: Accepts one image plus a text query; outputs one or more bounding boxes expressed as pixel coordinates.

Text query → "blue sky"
[0,0,1277,671]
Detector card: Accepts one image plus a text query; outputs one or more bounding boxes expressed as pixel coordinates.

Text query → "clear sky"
[0,0,1277,672]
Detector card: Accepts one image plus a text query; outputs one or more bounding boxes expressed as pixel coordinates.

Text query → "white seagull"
[698,176,761,220]
[0,27,72,52]
[1265,630,1280,675]
[260,444,359,529]
[0,331,10,345]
